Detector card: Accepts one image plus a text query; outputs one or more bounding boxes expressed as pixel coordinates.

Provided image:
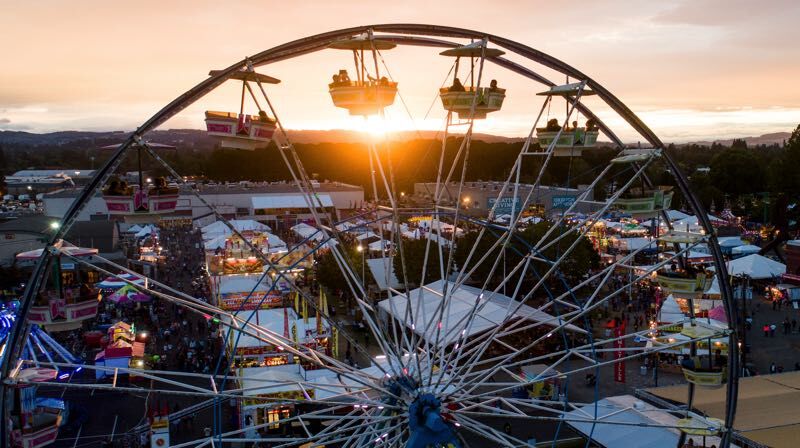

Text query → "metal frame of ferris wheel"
[0,24,739,448]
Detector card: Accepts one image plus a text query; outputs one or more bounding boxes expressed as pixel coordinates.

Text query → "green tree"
[314,250,354,295]
[394,237,443,287]
[709,148,764,197]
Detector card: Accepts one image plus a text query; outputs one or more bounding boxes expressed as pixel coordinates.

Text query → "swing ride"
[2,25,740,448]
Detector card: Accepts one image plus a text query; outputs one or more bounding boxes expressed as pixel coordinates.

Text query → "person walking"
[770,324,777,337]
[770,362,777,374]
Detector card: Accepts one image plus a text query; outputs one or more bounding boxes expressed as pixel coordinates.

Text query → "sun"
[361,115,389,138]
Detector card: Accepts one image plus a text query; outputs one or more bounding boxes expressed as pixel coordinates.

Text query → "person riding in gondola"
[489,79,499,92]
[449,77,466,92]
[338,69,351,83]
[545,118,561,132]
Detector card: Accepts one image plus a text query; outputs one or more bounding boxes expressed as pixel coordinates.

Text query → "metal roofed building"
[5,170,76,195]
[413,181,597,216]
[40,181,364,225]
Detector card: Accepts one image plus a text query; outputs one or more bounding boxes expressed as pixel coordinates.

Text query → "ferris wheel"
[0,25,740,448]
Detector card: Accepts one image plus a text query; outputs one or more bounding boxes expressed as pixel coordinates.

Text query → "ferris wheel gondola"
[327,35,398,116]
[438,43,506,119]
[100,142,179,222]
[204,69,279,150]
[535,82,600,156]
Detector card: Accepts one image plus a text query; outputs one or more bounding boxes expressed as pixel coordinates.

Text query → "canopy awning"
[378,280,584,348]
[366,257,401,291]
[565,395,716,448]
[726,254,786,279]
[251,194,333,210]
[16,246,98,261]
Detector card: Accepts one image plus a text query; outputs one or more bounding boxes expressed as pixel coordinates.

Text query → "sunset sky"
[2,0,799,142]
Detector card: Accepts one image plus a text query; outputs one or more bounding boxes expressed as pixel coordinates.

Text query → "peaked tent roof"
[726,254,786,279]
[659,295,685,324]
[378,280,584,348]
[201,220,271,238]
[731,244,761,255]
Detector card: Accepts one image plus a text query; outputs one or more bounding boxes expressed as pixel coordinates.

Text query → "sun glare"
[361,115,388,138]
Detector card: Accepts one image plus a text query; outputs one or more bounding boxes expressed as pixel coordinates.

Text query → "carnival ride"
[0,25,739,448]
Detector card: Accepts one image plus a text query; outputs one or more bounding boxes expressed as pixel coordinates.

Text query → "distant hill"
[0,128,526,147]
[0,129,789,148]
[685,132,790,147]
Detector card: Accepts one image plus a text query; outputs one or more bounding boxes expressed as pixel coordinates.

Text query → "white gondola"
[327,36,398,116]
[656,270,713,296]
[438,44,506,119]
[614,188,675,217]
[328,81,398,116]
[204,70,280,150]
[536,82,599,156]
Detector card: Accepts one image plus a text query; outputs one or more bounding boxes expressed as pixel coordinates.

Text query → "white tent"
[671,216,703,232]
[726,254,786,280]
[378,280,584,348]
[666,210,691,221]
[367,239,392,252]
[125,224,143,234]
[705,277,721,296]
[260,233,287,253]
[134,225,156,238]
[335,222,358,232]
[717,236,746,248]
[240,364,305,396]
[204,232,286,252]
[291,223,323,242]
[354,231,379,241]
[366,257,402,291]
[201,220,271,240]
[565,395,717,448]
[731,244,761,256]
[417,218,465,236]
[658,295,685,324]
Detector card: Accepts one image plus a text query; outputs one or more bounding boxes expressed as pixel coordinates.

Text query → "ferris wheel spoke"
[366,139,422,374]
[169,404,371,448]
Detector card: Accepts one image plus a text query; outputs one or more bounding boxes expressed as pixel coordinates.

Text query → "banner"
[316,290,323,335]
[219,292,283,311]
[302,296,308,324]
[614,324,626,383]
[222,257,264,275]
[488,197,521,216]
[552,195,577,210]
[332,327,339,359]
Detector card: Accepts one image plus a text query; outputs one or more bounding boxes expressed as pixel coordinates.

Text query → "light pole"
[357,244,365,294]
